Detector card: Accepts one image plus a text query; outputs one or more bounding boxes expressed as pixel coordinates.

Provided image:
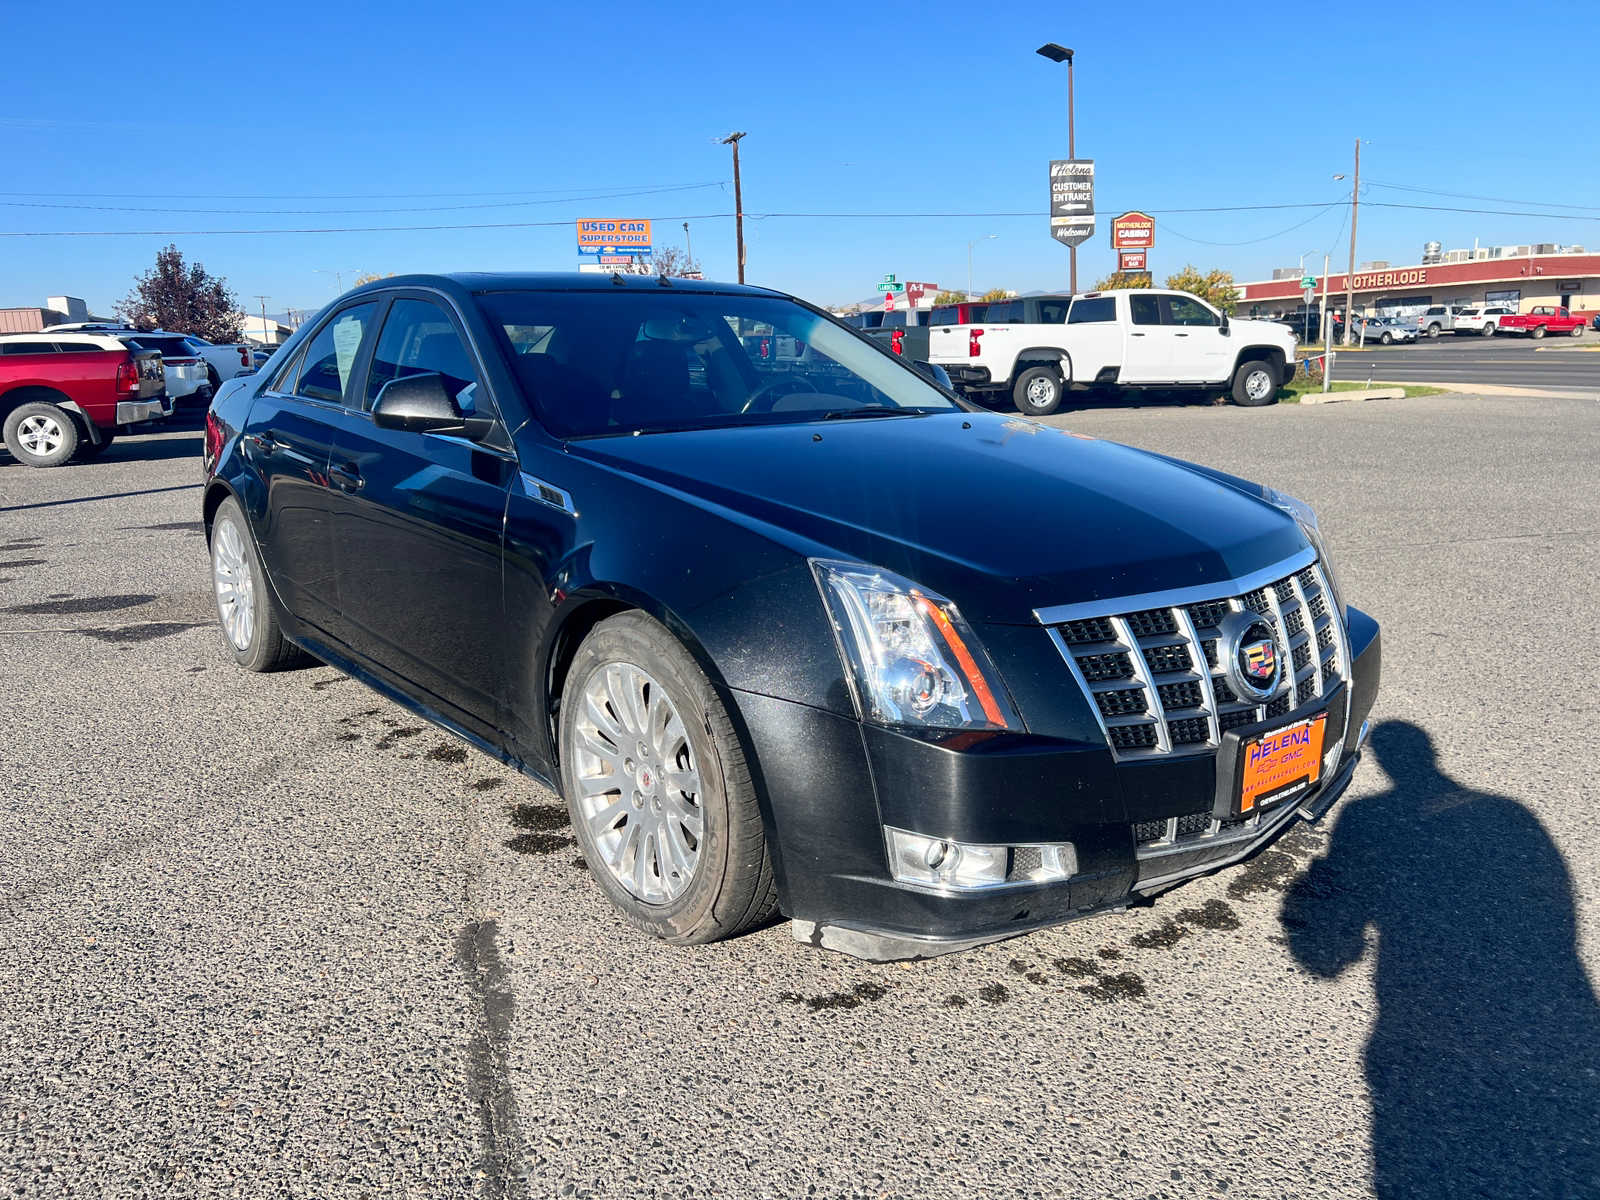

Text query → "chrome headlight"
[812,559,1019,732]
[1263,487,1346,619]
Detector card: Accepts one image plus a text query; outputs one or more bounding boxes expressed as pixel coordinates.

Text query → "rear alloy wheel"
[1428,324,1442,338]
[1482,323,1496,337]
[1013,366,1064,416]
[209,496,311,672]
[1532,325,1546,340]
[3,402,80,468]
[1231,360,1278,407]
[1571,324,1584,339]
[560,611,777,945]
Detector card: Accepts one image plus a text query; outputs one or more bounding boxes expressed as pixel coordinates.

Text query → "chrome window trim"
[1031,546,1318,626]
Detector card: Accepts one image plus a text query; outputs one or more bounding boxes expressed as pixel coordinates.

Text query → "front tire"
[209,496,310,672]
[1481,323,1496,337]
[3,402,80,468]
[1379,331,1393,345]
[1013,366,1064,416]
[560,611,777,945]
[1231,359,1278,407]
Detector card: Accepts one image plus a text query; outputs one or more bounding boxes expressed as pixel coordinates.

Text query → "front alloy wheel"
[560,611,777,944]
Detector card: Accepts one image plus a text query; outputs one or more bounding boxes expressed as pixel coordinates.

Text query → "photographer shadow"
[1283,720,1600,1197]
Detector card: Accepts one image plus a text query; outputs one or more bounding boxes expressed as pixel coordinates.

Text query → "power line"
[1366,180,1600,214]
[1363,201,1600,223]
[0,182,728,201]
[0,181,730,216]
[1160,204,1343,247]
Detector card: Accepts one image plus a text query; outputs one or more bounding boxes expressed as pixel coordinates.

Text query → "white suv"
[1452,306,1514,337]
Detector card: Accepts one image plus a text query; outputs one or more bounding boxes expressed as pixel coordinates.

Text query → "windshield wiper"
[819,405,925,421]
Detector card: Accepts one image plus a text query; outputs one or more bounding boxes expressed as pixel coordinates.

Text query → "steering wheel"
[739,374,820,415]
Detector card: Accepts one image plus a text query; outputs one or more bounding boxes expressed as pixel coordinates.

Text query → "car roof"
[344,271,788,304]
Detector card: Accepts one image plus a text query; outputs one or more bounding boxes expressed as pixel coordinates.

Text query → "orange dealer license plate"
[1238,714,1327,814]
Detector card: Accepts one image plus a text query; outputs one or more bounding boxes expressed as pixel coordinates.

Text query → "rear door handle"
[1130,332,1147,337]
[329,462,364,493]
[1175,332,1190,337]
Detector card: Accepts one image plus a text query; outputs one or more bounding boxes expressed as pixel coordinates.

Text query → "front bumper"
[116,393,175,425]
[740,606,1380,961]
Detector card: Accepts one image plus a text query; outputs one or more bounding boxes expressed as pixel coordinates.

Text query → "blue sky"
[4,0,1596,317]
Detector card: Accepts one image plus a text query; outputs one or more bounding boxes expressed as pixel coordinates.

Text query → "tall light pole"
[967,234,997,298]
[1343,139,1362,344]
[254,295,270,345]
[682,220,693,270]
[1036,42,1077,292]
[721,131,747,284]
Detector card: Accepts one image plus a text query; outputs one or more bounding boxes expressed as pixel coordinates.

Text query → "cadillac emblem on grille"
[1219,610,1282,702]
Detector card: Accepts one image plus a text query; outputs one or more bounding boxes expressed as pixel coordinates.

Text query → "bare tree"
[653,246,703,278]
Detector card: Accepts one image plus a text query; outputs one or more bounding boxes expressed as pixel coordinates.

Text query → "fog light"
[885,828,1076,891]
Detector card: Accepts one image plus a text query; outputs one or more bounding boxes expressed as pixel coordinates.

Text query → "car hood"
[568,411,1307,625]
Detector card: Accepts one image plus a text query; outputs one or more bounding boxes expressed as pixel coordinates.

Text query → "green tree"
[1164,264,1239,314]
[980,287,1009,302]
[116,245,243,342]
[1092,271,1154,291]
[932,290,966,306]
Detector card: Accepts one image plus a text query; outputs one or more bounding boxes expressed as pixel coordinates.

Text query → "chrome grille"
[1042,553,1350,762]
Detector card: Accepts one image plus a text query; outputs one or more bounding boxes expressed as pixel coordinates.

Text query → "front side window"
[1129,294,1161,326]
[365,298,480,410]
[1164,296,1219,327]
[1066,297,1115,324]
[481,291,962,439]
[292,303,377,405]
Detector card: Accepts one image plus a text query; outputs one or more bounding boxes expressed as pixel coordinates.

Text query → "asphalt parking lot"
[3,391,1598,1199]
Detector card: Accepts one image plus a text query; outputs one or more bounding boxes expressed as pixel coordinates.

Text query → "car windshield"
[481,290,962,438]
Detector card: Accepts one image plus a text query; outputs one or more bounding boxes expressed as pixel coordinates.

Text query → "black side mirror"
[1219,313,1231,335]
[910,360,953,390]
[372,372,494,441]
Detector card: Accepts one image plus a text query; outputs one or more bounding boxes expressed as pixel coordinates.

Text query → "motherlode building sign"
[1235,251,1600,315]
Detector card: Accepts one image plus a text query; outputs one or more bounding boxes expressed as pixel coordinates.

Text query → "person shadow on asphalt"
[1282,719,1600,1198]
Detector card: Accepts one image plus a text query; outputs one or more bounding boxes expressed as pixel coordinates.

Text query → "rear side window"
[0,341,60,354]
[880,312,906,329]
[1067,297,1115,324]
[290,303,378,405]
[1036,299,1069,323]
[986,301,1023,323]
[365,298,481,411]
[1129,295,1161,326]
[928,306,958,326]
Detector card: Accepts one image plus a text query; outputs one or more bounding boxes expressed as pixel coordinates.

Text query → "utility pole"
[254,295,269,345]
[1321,255,1333,393]
[721,132,747,284]
[682,221,693,269]
[1343,138,1360,345]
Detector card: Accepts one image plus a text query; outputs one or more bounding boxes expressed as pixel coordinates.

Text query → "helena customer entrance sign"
[1049,159,1095,247]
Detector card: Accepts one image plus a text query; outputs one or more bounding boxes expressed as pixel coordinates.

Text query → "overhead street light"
[1035,43,1079,291]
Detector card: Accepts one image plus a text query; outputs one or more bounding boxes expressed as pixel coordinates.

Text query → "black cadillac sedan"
[202,273,1380,960]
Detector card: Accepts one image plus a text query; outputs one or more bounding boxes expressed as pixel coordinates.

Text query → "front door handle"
[244,432,279,454]
[329,463,364,493]
[1175,332,1190,337]
[1130,332,1147,337]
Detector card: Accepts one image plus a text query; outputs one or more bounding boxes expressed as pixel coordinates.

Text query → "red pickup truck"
[0,332,170,467]
[1494,306,1587,339]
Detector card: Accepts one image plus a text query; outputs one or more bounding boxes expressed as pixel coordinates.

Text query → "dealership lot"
[3,391,1599,1198]
[1322,335,1600,391]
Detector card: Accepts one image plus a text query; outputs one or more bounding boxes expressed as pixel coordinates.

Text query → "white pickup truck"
[929,288,1298,412]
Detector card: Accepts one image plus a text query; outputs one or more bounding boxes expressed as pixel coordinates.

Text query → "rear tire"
[1571,325,1584,339]
[1231,359,1278,407]
[1481,323,1496,337]
[1532,325,1546,340]
[3,401,80,468]
[1012,366,1064,416]
[1427,324,1441,338]
[209,496,312,672]
[559,611,778,945]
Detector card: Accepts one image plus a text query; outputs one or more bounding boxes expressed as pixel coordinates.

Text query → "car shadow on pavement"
[1282,720,1600,1198]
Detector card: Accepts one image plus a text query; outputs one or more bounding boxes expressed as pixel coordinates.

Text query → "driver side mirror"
[1219,313,1231,335]
[372,372,495,441]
